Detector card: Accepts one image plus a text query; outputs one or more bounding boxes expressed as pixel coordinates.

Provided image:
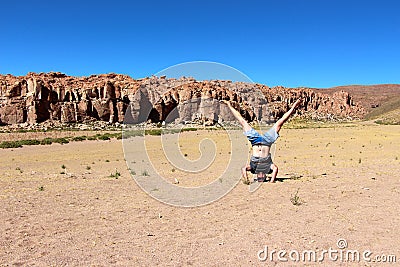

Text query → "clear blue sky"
[1,0,399,88]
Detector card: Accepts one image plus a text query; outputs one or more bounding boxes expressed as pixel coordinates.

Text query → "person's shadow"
[263,175,302,183]
[271,177,287,183]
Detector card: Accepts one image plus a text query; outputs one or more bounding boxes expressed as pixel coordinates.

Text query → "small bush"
[181,128,197,132]
[40,138,53,145]
[72,136,87,141]
[19,139,40,146]
[145,129,162,136]
[290,189,303,206]
[123,130,143,138]
[114,133,123,139]
[38,186,44,191]
[107,132,121,139]
[0,141,22,149]
[53,138,69,144]
[0,139,42,148]
[110,170,121,179]
[97,134,110,140]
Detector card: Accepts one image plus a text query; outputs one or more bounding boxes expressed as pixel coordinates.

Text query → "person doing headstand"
[224,99,301,183]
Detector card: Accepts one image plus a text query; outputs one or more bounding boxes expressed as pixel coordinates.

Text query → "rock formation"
[0,72,365,126]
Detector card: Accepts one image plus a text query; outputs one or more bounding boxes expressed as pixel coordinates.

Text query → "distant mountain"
[312,84,400,113]
[362,95,400,124]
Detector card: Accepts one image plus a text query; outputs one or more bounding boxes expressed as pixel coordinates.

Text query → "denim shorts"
[244,127,279,147]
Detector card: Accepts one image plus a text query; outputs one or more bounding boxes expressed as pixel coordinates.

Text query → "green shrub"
[145,129,162,136]
[97,134,111,140]
[290,188,303,206]
[181,127,197,132]
[72,136,87,141]
[114,133,123,139]
[0,139,47,148]
[0,141,22,149]
[122,130,143,138]
[109,170,121,179]
[53,138,69,144]
[40,138,53,145]
[19,139,40,146]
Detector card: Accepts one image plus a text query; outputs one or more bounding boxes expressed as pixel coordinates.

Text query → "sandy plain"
[0,122,399,266]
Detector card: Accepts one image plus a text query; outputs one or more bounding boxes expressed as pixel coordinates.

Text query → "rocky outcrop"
[258,86,365,120]
[0,72,138,125]
[127,78,262,124]
[0,72,365,126]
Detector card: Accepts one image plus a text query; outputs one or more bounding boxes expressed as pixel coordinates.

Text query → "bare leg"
[270,164,278,183]
[273,99,301,134]
[222,100,252,132]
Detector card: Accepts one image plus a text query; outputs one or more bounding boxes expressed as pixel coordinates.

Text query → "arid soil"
[1,123,399,266]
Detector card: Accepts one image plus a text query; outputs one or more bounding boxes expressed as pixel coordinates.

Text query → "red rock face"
[259,86,366,120]
[0,72,365,125]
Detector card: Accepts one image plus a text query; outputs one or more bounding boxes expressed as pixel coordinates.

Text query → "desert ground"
[0,122,399,266]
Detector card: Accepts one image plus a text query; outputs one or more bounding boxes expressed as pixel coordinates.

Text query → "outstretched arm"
[270,164,278,183]
[222,100,252,132]
[273,99,301,134]
[241,165,251,182]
